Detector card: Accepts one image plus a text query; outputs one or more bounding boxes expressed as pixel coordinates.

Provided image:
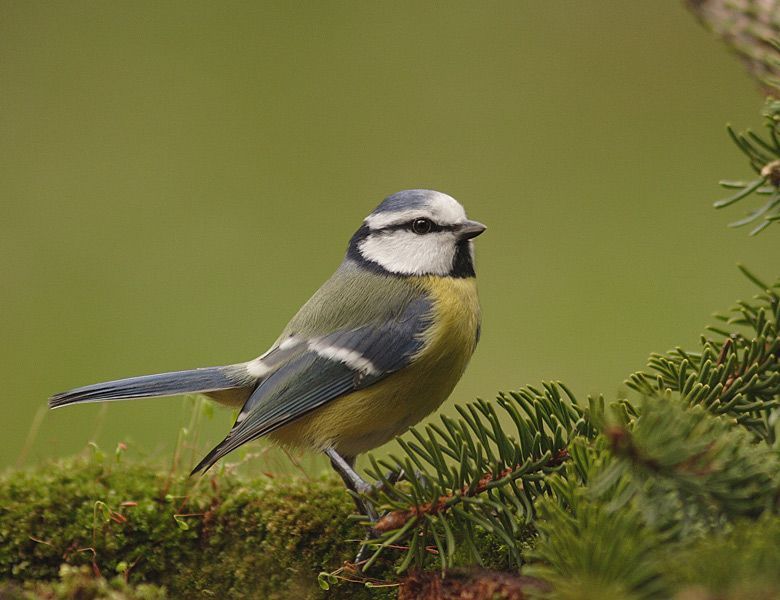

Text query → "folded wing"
[191,296,433,474]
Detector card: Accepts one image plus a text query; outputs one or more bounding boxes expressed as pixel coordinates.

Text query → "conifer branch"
[526,473,669,600]
[358,383,592,572]
[604,397,780,519]
[627,266,780,443]
[715,100,780,234]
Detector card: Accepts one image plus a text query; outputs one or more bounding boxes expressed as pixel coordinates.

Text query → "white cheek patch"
[308,339,379,375]
[359,230,456,276]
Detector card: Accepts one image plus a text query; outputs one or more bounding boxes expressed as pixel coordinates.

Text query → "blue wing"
[191,296,433,474]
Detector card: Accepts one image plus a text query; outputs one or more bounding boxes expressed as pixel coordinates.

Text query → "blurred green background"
[1,1,776,472]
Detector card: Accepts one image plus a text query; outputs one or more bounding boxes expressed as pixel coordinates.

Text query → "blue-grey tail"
[48,365,250,409]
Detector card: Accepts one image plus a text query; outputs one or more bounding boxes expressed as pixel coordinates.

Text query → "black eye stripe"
[380,220,455,234]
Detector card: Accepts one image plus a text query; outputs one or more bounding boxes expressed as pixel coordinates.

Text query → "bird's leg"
[325,448,380,566]
[325,448,378,521]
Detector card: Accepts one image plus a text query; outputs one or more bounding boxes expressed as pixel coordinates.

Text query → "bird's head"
[348,189,486,277]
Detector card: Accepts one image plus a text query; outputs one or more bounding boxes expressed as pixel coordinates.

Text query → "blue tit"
[50,189,485,516]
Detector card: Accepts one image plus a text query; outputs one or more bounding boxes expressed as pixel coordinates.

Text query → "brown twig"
[375,449,569,533]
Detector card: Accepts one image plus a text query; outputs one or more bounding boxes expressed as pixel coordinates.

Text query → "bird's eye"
[411,218,433,234]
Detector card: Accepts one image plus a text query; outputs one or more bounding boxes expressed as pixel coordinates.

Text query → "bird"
[49,189,485,522]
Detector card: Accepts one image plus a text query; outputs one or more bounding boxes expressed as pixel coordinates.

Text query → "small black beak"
[457,220,487,240]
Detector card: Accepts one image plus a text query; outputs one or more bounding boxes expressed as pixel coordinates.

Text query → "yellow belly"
[269,276,480,457]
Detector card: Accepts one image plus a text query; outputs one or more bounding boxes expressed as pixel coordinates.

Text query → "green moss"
[0,456,397,599]
[1,454,529,598]
[0,564,167,599]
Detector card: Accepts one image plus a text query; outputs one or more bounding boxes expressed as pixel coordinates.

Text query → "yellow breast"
[269,276,481,457]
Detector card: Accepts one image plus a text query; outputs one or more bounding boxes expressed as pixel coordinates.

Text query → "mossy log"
[0,456,397,599]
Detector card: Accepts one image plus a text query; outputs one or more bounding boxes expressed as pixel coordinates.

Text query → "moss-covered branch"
[0,455,380,598]
[1,450,532,599]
